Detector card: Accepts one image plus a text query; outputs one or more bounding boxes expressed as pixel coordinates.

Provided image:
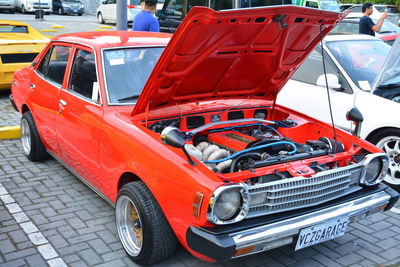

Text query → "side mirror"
[346,107,364,137]
[316,74,342,91]
[161,127,197,166]
[161,126,184,148]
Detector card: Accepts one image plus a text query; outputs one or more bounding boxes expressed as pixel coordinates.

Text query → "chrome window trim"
[100,45,166,106]
[33,41,103,106]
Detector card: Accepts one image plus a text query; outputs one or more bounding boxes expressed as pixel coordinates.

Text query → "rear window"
[0,25,28,33]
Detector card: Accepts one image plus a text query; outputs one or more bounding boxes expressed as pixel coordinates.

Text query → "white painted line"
[390,207,400,214]
[0,182,67,266]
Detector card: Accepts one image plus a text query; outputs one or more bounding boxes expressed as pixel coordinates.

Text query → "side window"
[165,0,183,16]
[68,49,98,101]
[305,1,319,8]
[349,6,362,13]
[37,47,52,76]
[292,49,352,93]
[38,45,71,85]
[188,0,207,9]
[210,0,232,10]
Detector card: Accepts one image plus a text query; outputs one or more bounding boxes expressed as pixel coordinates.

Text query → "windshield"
[0,25,28,33]
[326,40,391,90]
[103,47,165,104]
[319,0,340,12]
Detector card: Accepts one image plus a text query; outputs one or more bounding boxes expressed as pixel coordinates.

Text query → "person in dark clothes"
[133,0,159,32]
[359,3,388,36]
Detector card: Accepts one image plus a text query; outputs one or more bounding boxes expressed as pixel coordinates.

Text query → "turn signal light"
[192,192,203,217]
[127,4,136,8]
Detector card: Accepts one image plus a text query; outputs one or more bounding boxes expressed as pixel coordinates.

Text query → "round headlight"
[361,153,389,186]
[208,184,249,225]
[214,188,241,220]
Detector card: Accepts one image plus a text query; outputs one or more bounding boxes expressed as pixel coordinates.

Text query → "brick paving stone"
[356,248,387,264]
[47,234,69,248]
[336,253,364,266]
[312,254,343,267]
[0,258,26,267]
[379,247,400,261]
[26,254,47,267]
[4,247,37,261]
[334,242,360,256]
[375,237,399,250]
[78,248,103,265]
[0,239,17,254]
[95,259,126,267]
[9,230,29,244]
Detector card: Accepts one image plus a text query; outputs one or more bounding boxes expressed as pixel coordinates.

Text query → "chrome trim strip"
[47,151,115,207]
[230,190,391,253]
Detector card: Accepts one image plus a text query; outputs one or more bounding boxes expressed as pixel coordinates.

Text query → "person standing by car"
[359,3,388,36]
[133,0,159,32]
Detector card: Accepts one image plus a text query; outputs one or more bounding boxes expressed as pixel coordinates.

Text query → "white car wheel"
[376,135,400,187]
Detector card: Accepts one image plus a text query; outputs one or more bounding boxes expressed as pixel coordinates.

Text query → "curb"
[0,126,21,139]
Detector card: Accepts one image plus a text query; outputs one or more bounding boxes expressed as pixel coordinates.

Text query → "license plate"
[295,217,349,250]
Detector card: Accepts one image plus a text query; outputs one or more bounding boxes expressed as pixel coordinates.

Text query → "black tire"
[20,112,49,161]
[116,181,177,265]
[369,129,400,188]
[58,7,63,15]
[78,12,82,16]
[21,5,26,14]
[97,12,104,24]
[9,9,15,14]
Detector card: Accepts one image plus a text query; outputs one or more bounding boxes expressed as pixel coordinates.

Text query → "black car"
[157,0,292,33]
[53,0,84,15]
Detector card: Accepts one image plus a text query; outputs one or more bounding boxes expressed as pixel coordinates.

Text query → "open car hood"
[133,6,346,115]
[371,35,400,93]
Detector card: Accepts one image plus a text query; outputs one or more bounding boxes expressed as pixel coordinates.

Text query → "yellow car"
[0,20,49,90]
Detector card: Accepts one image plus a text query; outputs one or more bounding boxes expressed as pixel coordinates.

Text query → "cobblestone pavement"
[0,138,400,267]
[0,91,20,127]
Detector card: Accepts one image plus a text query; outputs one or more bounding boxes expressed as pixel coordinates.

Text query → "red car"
[10,6,399,265]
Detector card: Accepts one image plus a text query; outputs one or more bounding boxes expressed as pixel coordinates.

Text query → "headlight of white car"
[208,184,248,225]
[360,153,389,186]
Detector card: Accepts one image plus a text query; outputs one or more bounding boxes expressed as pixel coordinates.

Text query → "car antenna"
[319,24,338,146]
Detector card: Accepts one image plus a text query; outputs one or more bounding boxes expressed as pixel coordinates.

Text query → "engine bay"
[147,107,354,178]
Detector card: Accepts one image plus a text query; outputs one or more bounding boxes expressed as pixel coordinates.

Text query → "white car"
[14,0,52,13]
[96,0,141,24]
[347,4,400,26]
[277,34,400,187]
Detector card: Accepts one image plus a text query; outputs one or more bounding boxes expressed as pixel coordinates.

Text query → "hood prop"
[346,107,364,137]
[161,127,197,166]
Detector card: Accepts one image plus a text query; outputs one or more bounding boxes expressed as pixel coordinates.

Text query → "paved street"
[1,12,400,267]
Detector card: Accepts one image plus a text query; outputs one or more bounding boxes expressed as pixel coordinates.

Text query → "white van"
[96,0,141,24]
[14,0,53,14]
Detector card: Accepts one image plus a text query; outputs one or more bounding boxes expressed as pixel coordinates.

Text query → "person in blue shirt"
[133,0,159,32]
[359,3,387,36]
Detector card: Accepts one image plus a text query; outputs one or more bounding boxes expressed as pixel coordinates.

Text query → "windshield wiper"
[118,95,140,102]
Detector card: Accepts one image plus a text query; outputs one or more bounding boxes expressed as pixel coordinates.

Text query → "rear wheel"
[370,129,400,187]
[97,12,104,24]
[116,181,177,265]
[9,9,15,13]
[58,7,63,15]
[20,112,49,161]
[21,5,26,14]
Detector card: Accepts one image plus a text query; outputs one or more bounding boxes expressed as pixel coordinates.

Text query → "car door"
[277,48,354,131]
[29,43,72,155]
[56,46,103,188]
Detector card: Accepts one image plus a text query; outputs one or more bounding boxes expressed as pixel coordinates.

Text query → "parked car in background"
[340,3,352,11]
[96,0,141,24]
[277,34,400,187]
[10,6,398,265]
[157,0,291,32]
[14,0,53,13]
[0,0,15,13]
[347,4,400,26]
[0,20,48,90]
[53,0,84,15]
[331,18,400,45]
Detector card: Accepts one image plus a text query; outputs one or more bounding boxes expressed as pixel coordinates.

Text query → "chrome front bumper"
[186,187,398,262]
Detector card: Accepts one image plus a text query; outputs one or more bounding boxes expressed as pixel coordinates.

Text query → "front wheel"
[371,130,400,187]
[116,181,177,265]
[58,7,63,15]
[20,112,49,161]
[97,12,104,24]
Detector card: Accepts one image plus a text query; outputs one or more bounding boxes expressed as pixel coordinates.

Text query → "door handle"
[59,99,67,106]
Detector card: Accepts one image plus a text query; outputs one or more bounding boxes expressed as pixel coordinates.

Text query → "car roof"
[51,31,172,50]
[324,34,381,42]
[0,20,29,26]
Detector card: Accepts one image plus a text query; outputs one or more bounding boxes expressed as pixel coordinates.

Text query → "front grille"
[247,164,363,218]
[1,53,38,64]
